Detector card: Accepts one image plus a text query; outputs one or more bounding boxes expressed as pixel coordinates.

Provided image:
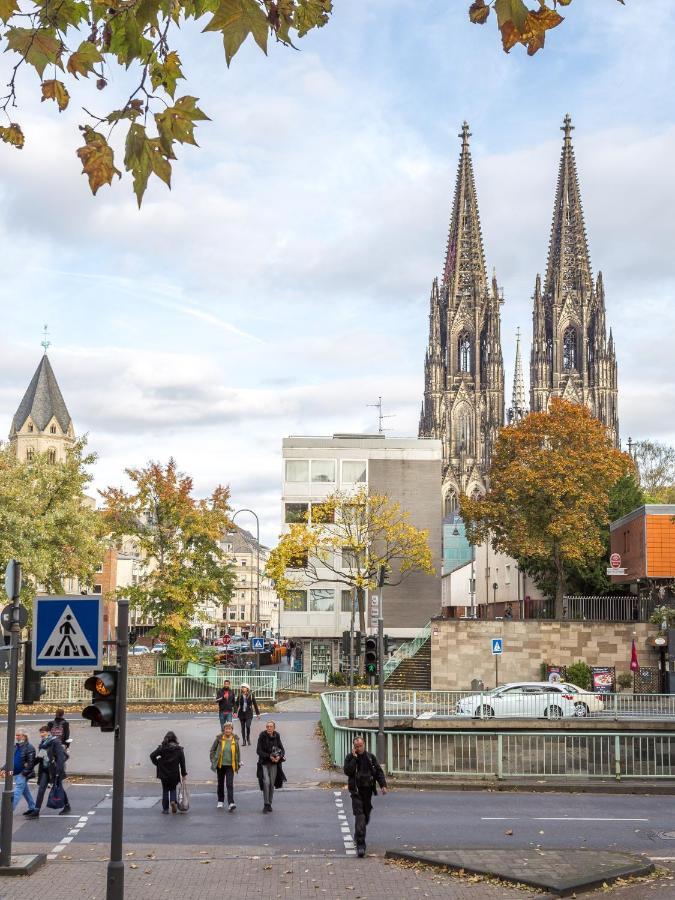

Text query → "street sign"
[222,634,231,645]
[32,595,103,670]
[606,567,627,576]
[251,637,265,651]
[4,560,21,601]
[610,553,621,569]
[369,594,379,630]
[491,638,503,656]
[0,604,28,632]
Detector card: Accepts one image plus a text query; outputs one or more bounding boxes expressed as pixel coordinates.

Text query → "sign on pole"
[4,560,21,601]
[32,596,103,670]
[369,594,379,631]
[251,636,264,651]
[491,637,503,656]
[610,553,621,569]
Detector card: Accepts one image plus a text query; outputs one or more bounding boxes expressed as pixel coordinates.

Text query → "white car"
[129,645,151,655]
[559,682,606,717]
[455,681,577,720]
[151,643,167,654]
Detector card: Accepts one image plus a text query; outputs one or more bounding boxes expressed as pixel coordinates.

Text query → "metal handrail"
[382,621,431,681]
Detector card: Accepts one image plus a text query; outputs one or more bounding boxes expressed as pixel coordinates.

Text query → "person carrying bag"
[150,731,187,815]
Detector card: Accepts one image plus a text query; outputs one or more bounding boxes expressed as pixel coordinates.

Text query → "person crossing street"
[210,721,241,811]
[215,678,237,727]
[235,682,260,745]
[343,737,387,857]
[0,730,37,814]
[26,724,70,818]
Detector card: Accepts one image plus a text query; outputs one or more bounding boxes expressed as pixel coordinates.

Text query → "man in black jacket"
[0,730,37,814]
[343,737,387,857]
[215,679,237,728]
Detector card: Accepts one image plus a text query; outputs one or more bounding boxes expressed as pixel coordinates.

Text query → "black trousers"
[216,766,235,804]
[238,716,252,742]
[35,771,69,810]
[350,788,373,847]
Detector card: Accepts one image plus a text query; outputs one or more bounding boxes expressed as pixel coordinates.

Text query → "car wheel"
[574,702,589,717]
[477,704,494,719]
[545,704,563,720]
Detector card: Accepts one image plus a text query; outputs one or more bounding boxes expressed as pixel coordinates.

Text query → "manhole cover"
[655,831,675,840]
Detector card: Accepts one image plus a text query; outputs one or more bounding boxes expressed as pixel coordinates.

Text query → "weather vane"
[41,324,50,353]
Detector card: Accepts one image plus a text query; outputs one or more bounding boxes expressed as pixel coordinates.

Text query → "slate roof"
[12,354,73,434]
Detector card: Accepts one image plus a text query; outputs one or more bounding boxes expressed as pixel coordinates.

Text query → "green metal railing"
[156,658,311,693]
[382,621,431,682]
[320,691,675,780]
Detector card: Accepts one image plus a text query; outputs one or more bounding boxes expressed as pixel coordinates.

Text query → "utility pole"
[106,597,129,900]
[348,586,356,719]
[376,569,386,765]
[367,397,395,434]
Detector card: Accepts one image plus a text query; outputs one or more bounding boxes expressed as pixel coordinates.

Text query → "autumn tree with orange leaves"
[461,398,634,618]
[101,458,234,656]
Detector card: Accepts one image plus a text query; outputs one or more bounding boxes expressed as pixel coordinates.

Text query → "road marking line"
[60,836,74,843]
[481,817,649,822]
[52,845,66,852]
[649,857,675,861]
[47,854,57,860]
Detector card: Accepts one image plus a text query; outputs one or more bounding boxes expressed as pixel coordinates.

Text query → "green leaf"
[106,102,144,124]
[150,50,185,99]
[0,123,24,148]
[124,123,173,206]
[0,0,19,24]
[203,0,269,66]
[76,126,121,195]
[36,0,88,30]
[108,12,153,67]
[155,96,209,157]
[66,40,103,78]
[293,0,332,38]
[41,78,70,111]
[4,27,63,77]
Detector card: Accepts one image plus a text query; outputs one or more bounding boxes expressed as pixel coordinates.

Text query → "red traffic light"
[83,668,119,732]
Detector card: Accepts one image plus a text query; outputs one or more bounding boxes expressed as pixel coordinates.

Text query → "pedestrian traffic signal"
[82,668,119,732]
[22,641,45,704]
[364,636,378,675]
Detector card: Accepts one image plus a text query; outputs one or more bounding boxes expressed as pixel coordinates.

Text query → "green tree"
[0,438,103,603]
[469,0,625,56]
[266,488,434,671]
[100,458,234,657]
[0,0,332,203]
[461,398,633,618]
[631,440,675,502]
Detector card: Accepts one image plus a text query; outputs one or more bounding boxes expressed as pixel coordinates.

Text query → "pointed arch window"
[47,449,57,464]
[26,448,34,462]
[444,492,458,517]
[563,327,577,371]
[457,409,473,456]
[458,332,471,373]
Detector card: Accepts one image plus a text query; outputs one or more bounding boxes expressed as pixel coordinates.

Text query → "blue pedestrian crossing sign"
[251,637,265,651]
[491,638,503,656]
[33,596,103,670]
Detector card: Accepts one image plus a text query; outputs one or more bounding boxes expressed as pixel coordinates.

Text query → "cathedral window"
[47,449,56,464]
[26,448,34,462]
[563,327,577,370]
[458,332,471,373]
[50,425,57,434]
[457,409,473,455]
[28,424,34,433]
[444,492,458,516]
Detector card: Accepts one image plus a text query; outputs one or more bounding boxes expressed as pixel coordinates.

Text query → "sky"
[1,1,675,545]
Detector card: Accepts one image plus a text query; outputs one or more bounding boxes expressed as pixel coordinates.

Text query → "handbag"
[177,777,190,812]
[46,776,66,810]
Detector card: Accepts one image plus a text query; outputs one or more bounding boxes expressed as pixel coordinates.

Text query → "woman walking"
[150,731,187,815]
[235,683,260,746]
[256,720,286,813]
[27,724,70,818]
[210,721,241,811]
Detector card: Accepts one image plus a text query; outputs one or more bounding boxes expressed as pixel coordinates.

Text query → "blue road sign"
[491,638,503,656]
[251,637,265,651]
[33,596,103,670]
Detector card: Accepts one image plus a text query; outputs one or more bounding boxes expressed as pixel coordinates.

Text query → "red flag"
[630,639,639,673]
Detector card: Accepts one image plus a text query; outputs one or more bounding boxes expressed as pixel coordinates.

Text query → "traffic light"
[82,668,119,732]
[364,636,378,676]
[22,641,45,704]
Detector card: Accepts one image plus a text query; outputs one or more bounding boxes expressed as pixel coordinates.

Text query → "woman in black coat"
[256,720,286,813]
[235,683,260,745]
[150,731,187,814]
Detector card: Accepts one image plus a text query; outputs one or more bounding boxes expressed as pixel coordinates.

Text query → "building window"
[95,564,104,574]
[341,590,361,613]
[285,459,309,483]
[285,503,309,524]
[311,460,336,483]
[50,425,57,434]
[239,605,246,617]
[285,590,307,612]
[341,548,360,570]
[241,560,247,566]
[26,448,35,462]
[310,588,335,612]
[505,565,511,585]
[47,449,56,464]
[229,608,237,620]
[28,424,34,433]
[93,584,102,594]
[311,502,334,524]
[563,326,577,370]
[457,410,472,455]
[342,460,367,484]
[458,332,471,373]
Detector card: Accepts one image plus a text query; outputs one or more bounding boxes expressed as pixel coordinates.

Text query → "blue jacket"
[13,740,36,778]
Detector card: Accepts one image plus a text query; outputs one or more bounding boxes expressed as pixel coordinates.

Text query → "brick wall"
[431,618,660,690]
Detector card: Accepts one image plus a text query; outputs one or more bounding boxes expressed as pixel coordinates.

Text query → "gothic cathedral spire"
[529,116,619,445]
[507,329,527,424]
[420,123,505,514]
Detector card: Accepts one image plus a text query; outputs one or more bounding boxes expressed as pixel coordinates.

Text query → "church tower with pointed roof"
[530,115,619,444]
[9,350,76,463]
[419,123,505,513]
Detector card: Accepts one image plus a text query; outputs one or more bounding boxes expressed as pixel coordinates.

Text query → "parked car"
[212,637,228,646]
[455,682,577,720]
[151,643,167,654]
[559,682,606,717]
[129,645,151,656]
[187,638,201,648]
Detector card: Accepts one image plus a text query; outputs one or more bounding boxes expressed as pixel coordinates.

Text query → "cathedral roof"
[442,122,487,301]
[12,354,73,435]
[544,114,593,298]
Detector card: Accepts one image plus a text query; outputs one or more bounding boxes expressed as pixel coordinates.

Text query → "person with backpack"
[209,721,241,811]
[48,709,71,752]
[150,731,187,814]
[26,725,70,818]
[343,736,387,857]
[235,683,260,745]
[256,720,286,813]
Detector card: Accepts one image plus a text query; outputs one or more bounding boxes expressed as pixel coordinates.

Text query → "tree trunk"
[553,546,565,620]
[357,586,366,675]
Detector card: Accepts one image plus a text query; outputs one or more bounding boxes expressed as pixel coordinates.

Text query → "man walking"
[1,731,37,815]
[343,737,387,857]
[215,678,236,728]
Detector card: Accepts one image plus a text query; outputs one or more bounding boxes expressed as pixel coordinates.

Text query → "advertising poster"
[591,666,615,694]
[546,665,566,683]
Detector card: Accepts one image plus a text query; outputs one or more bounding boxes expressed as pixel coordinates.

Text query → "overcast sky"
[1,1,674,544]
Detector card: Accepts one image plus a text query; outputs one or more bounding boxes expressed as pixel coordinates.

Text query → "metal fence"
[320,691,675,780]
[156,658,311,694]
[525,594,660,622]
[382,622,430,681]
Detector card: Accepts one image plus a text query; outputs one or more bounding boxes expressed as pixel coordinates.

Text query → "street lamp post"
[232,508,260,668]
[492,581,498,619]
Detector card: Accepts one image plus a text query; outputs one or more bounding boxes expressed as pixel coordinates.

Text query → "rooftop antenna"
[367,396,395,434]
[41,324,51,354]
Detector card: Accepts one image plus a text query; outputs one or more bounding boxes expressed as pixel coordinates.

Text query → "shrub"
[328,671,346,686]
[617,672,633,690]
[566,660,592,691]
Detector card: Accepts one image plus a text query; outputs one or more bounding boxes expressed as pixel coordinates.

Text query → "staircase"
[383,634,431,690]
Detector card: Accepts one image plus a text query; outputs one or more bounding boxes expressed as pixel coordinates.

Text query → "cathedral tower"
[419,123,505,513]
[507,328,528,424]
[9,351,75,463]
[529,116,619,444]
